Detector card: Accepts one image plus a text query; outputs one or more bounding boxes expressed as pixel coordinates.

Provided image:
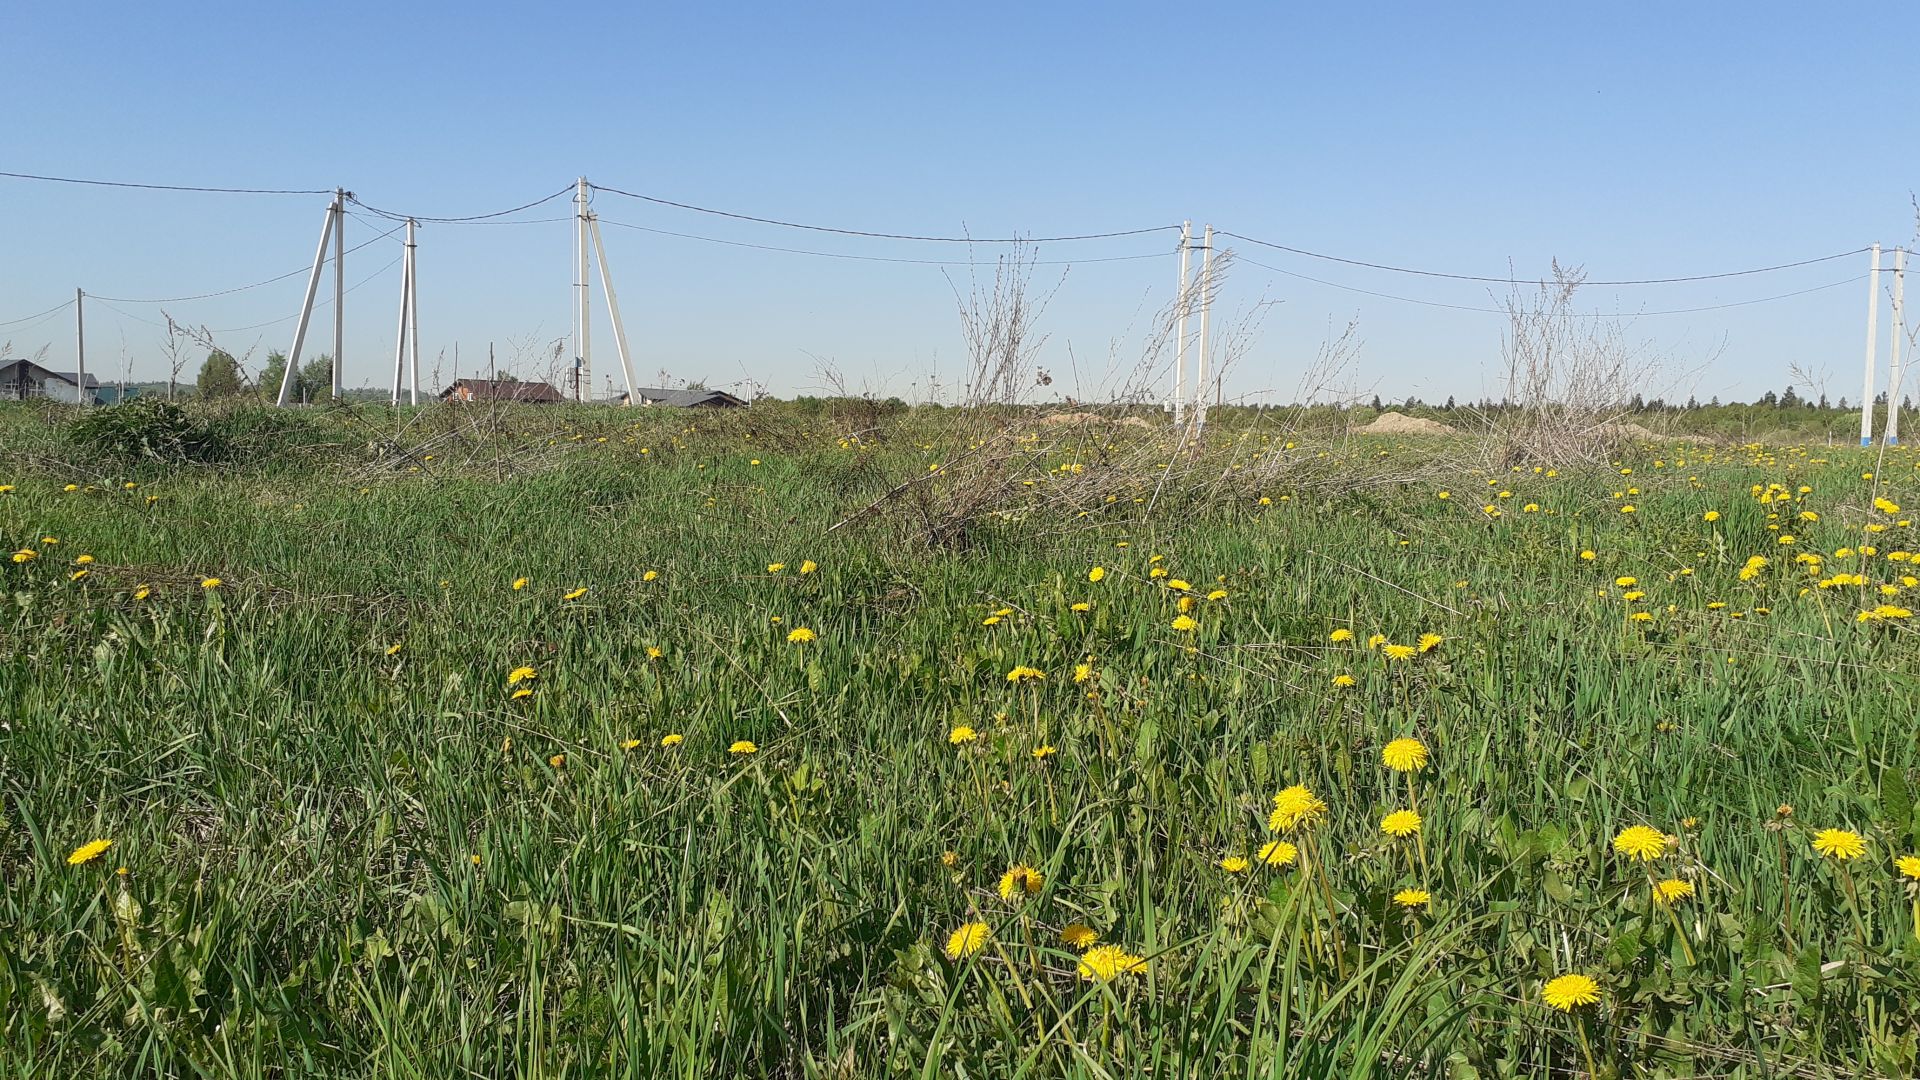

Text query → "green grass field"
[3,402,1919,1078]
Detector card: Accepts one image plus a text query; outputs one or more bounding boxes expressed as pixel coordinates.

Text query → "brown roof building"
[440,378,565,404]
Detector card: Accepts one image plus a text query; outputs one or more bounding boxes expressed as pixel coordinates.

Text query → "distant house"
[440,378,565,404]
[616,387,748,408]
[0,359,102,404]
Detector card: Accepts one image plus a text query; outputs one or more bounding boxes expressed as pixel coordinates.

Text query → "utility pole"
[574,177,592,402]
[1172,221,1191,424]
[331,189,345,400]
[587,213,641,405]
[1194,224,1214,434]
[278,196,339,406]
[74,288,88,406]
[1890,248,1909,444]
[407,220,420,405]
[1862,243,1882,445]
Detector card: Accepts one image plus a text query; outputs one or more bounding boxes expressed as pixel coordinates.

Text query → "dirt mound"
[1597,421,1661,441]
[1357,411,1457,435]
[1037,411,1157,430]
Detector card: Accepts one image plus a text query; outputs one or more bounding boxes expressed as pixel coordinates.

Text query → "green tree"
[259,351,292,401]
[196,350,242,399]
[300,355,335,404]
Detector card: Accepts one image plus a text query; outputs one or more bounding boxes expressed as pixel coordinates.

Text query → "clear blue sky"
[2,2,1912,405]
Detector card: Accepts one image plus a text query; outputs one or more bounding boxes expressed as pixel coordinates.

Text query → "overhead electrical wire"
[89,223,406,304]
[596,217,1174,266]
[345,185,575,224]
[0,298,78,327]
[1220,231,1871,287]
[90,255,406,335]
[1236,256,1868,317]
[0,169,331,196]
[588,181,1178,243]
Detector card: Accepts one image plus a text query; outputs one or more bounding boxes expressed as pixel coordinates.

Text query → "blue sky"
[2,3,1911,404]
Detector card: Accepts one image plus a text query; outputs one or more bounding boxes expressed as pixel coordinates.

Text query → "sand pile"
[1357,411,1458,435]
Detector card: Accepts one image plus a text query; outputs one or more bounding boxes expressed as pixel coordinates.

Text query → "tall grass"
[1,404,1917,1077]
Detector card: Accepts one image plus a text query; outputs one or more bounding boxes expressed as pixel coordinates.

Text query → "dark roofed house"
[440,378,566,404]
[618,387,747,408]
[0,358,102,404]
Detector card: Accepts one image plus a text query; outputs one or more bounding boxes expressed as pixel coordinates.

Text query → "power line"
[0,298,78,328]
[87,255,405,334]
[345,185,575,224]
[1237,256,1868,317]
[588,182,1178,243]
[1220,231,1871,286]
[89,223,406,304]
[0,169,330,196]
[596,217,1173,266]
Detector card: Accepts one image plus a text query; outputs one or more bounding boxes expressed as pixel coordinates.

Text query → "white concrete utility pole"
[1193,224,1214,434]
[74,288,88,406]
[331,189,345,400]
[1888,248,1908,444]
[574,177,592,402]
[1862,243,1882,445]
[278,195,341,406]
[587,212,641,406]
[390,218,420,406]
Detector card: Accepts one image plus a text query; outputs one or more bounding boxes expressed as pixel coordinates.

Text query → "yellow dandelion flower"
[549,754,565,769]
[563,587,588,600]
[642,569,659,582]
[385,642,403,656]
[786,627,816,644]
[1416,633,1444,653]
[67,838,113,866]
[1207,588,1229,601]
[767,562,785,573]
[1267,785,1328,833]
[1088,566,1106,582]
[1220,855,1249,873]
[661,733,683,748]
[944,922,991,960]
[1330,628,1354,642]
[1060,923,1098,949]
[1652,878,1695,905]
[507,666,537,686]
[1393,888,1430,910]
[1006,665,1046,683]
[1580,550,1597,561]
[799,560,817,575]
[1257,839,1299,867]
[1704,510,1721,522]
[1811,829,1865,861]
[1332,673,1356,688]
[1032,744,1056,760]
[512,577,528,590]
[1895,855,1920,880]
[1542,973,1601,1012]
[998,864,1044,900]
[509,687,533,701]
[74,554,94,565]
[1070,601,1091,612]
[1171,614,1198,632]
[949,725,977,745]
[1382,643,1416,660]
[728,740,758,755]
[132,585,150,600]
[1612,825,1667,862]
[11,549,37,563]
[1077,944,1147,982]
[1381,737,1428,772]
[1073,662,1094,684]
[199,577,222,589]
[1380,809,1422,838]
